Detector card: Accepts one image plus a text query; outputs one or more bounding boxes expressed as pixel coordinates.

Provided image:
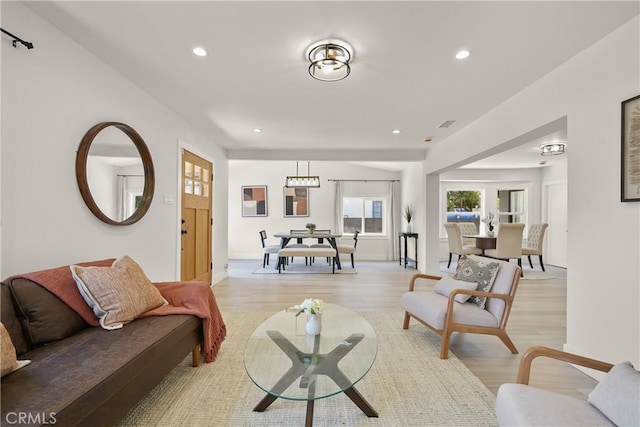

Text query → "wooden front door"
[181,150,212,282]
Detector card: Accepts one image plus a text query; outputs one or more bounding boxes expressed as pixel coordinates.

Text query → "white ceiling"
[26,1,638,168]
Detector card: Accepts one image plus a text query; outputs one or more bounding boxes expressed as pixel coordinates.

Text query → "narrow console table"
[398,232,418,269]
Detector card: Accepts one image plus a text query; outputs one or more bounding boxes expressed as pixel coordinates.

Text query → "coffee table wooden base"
[252,330,378,426]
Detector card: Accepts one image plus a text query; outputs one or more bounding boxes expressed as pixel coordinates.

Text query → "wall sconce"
[285,161,320,188]
[539,143,566,156]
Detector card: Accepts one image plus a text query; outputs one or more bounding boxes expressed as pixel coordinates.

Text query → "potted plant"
[305,223,317,234]
[403,204,414,233]
[482,212,495,236]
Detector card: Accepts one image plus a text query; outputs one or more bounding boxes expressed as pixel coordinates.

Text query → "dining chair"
[310,229,332,264]
[337,230,359,268]
[287,229,310,265]
[443,223,482,268]
[457,222,478,247]
[259,230,280,268]
[484,223,525,275]
[522,223,549,271]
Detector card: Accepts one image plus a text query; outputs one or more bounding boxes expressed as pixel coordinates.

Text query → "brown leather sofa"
[1,271,204,427]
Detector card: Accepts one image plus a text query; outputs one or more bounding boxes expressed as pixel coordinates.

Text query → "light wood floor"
[214,258,597,399]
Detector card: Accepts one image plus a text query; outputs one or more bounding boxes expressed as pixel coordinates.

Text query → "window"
[446,190,481,229]
[343,197,385,235]
[497,189,526,224]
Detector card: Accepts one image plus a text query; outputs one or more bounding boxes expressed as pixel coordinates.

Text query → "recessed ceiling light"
[192,47,207,57]
[455,49,471,60]
[253,128,262,133]
[392,129,401,134]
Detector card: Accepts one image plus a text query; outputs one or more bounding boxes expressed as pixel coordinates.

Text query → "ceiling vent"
[438,120,456,128]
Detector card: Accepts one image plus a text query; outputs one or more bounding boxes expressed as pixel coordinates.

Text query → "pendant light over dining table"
[307,39,353,82]
[285,161,320,188]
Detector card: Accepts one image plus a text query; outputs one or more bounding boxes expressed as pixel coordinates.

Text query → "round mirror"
[76,122,155,225]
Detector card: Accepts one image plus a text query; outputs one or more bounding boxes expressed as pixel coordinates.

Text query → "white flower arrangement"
[295,298,325,317]
[482,212,495,231]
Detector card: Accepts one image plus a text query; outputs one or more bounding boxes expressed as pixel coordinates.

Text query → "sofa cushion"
[588,361,640,427]
[8,278,88,348]
[496,383,614,426]
[0,284,29,355]
[433,275,478,303]
[453,255,501,309]
[71,256,166,330]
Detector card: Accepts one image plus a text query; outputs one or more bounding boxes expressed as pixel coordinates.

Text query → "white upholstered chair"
[443,223,482,268]
[522,223,548,271]
[484,223,525,274]
[259,230,280,268]
[337,230,359,268]
[287,229,310,265]
[457,222,478,247]
[402,256,521,359]
[310,229,332,264]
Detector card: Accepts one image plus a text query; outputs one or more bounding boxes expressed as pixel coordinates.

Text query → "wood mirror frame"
[76,122,155,225]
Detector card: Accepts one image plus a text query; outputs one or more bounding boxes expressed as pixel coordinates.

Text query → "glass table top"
[244,304,377,401]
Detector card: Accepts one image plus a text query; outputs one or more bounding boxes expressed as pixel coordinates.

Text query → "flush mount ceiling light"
[285,161,320,188]
[307,40,353,82]
[539,143,566,156]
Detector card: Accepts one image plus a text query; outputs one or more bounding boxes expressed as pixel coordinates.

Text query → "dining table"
[462,234,497,254]
[273,231,343,270]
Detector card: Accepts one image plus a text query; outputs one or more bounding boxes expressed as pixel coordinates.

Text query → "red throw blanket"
[11,261,226,363]
[15,259,115,327]
[141,281,227,363]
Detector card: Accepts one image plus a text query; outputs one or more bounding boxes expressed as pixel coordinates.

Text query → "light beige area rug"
[252,263,357,275]
[118,311,497,426]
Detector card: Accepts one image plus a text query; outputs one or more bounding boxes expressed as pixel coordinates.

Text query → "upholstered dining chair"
[287,229,310,265]
[337,230,359,268]
[443,223,482,268]
[310,229,332,264]
[402,255,522,359]
[259,230,280,268]
[522,223,549,271]
[484,223,525,275]
[457,222,479,247]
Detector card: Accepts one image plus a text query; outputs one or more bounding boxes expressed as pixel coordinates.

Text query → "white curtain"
[333,181,343,240]
[388,181,399,260]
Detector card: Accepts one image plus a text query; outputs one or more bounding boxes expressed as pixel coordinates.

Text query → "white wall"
[228,161,403,261]
[1,3,230,283]
[423,18,640,367]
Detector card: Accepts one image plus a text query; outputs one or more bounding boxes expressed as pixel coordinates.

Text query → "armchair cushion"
[496,383,614,426]
[454,255,501,309]
[401,291,498,331]
[433,275,478,303]
[588,361,640,427]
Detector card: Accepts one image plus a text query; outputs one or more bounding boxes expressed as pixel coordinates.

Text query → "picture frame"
[622,95,640,202]
[283,186,309,217]
[242,185,268,217]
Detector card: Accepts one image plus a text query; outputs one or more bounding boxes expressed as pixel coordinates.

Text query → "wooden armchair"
[402,257,521,359]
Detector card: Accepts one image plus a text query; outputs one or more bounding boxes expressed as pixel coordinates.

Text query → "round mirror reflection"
[76,122,155,225]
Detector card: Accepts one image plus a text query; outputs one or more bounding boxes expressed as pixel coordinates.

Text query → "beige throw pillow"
[71,256,166,330]
[1,322,30,377]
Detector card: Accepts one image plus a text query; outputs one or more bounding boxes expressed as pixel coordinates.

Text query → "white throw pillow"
[433,275,478,303]
[588,361,640,427]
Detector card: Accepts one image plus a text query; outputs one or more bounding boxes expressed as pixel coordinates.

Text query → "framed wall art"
[283,186,309,217]
[622,94,640,202]
[242,185,268,217]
